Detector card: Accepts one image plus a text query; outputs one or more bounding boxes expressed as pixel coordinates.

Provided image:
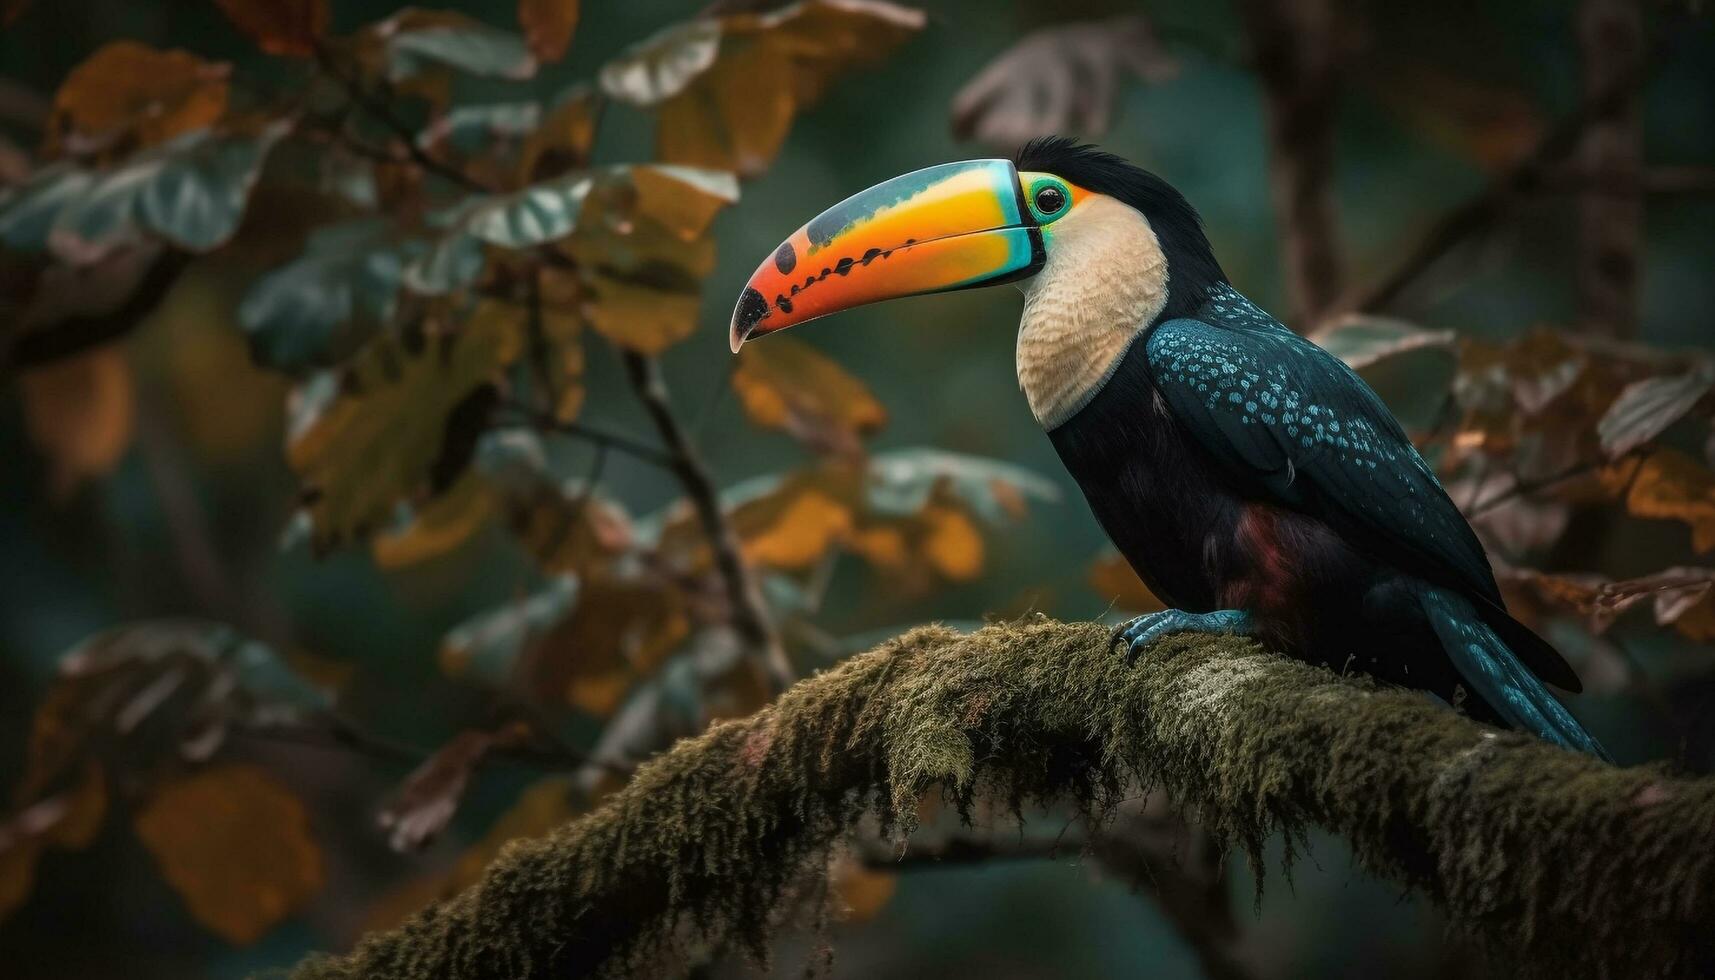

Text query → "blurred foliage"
[0,0,1711,978]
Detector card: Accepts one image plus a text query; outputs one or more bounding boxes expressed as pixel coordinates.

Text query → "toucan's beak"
[729,159,1043,352]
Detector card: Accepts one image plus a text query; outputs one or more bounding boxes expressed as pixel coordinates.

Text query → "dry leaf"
[831,855,896,921]
[288,311,523,551]
[951,15,1178,147]
[732,335,886,454]
[48,42,230,157]
[581,272,700,355]
[519,0,580,63]
[525,575,689,717]
[135,764,323,944]
[377,724,530,851]
[1626,449,1715,553]
[212,0,329,57]
[518,87,600,184]
[20,345,134,499]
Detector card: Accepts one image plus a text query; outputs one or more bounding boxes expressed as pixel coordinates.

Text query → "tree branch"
[1335,43,1653,317]
[620,352,793,691]
[1238,0,1345,326]
[285,619,1715,980]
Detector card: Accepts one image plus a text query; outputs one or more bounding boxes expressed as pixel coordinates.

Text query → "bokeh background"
[2,1,1713,977]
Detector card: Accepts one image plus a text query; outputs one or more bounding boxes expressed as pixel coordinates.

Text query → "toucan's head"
[728,137,1225,354]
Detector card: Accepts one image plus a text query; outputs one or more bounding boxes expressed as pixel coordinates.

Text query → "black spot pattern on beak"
[774,241,796,275]
[735,287,770,333]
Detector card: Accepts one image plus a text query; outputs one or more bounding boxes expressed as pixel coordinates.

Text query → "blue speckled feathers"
[1143,285,1583,696]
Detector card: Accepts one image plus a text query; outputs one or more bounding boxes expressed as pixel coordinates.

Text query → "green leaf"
[418,101,541,155]
[1,125,286,262]
[240,219,426,372]
[0,164,95,250]
[404,171,596,295]
[864,448,1059,524]
[440,577,577,688]
[383,9,537,81]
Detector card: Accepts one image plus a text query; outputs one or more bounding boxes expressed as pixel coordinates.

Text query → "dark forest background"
[1,0,1713,977]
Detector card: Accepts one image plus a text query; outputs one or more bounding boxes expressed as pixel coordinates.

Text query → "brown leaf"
[1087,551,1164,613]
[377,724,530,851]
[519,0,579,63]
[0,838,38,923]
[1597,363,1715,459]
[602,0,924,176]
[1626,449,1715,553]
[135,764,323,944]
[733,476,856,570]
[20,344,134,499]
[630,165,739,242]
[951,15,1178,147]
[212,0,329,57]
[48,42,230,158]
[518,87,600,184]
[733,335,886,454]
[526,575,689,717]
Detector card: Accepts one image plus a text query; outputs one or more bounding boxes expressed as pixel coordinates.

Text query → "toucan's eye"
[1034,185,1066,215]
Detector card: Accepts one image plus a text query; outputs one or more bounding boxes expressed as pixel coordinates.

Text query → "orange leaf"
[733,335,886,454]
[49,41,229,156]
[581,274,700,355]
[920,504,983,581]
[831,855,896,921]
[20,345,134,499]
[519,0,580,63]
[527,576,689,717]
[1626,449,1715,553]
[738,485,854,569]
[1087,552,1164,613]
[212,0,328,57]
[371,471,497,569]
[134,764,323,944]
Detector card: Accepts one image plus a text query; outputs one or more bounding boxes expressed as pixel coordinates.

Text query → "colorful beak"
[729,159,1044,352]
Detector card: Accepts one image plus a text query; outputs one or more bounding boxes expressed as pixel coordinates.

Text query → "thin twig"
[311,41,490,194]
[496,400,678,469]
[620,351,794,691]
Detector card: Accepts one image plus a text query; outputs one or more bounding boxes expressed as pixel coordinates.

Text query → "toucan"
[729,137,1606,759]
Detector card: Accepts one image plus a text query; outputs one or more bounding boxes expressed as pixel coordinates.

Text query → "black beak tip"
[730,286,769,354]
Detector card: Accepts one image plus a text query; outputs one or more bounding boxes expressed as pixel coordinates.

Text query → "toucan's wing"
[1142,284,1502,607]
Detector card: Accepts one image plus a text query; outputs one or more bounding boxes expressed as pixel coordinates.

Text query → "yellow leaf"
[20,345,134,499]
[49,42,230,156]
[134,764,323,945]
[519,0,580,63]
[1626,449,1715,553]
[582,273,700,355]
[212,0,329,58]
[630,165,739,242]
[733,335,886,454]
[512,490,632,576]
[288,311,524,551]
[371,469,497,568]
[1087,552,1164,613]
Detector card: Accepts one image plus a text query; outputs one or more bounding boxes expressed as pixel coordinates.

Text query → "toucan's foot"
[1110,609,1254,664]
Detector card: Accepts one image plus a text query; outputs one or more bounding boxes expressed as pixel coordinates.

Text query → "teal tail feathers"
[1417,586,1611,761]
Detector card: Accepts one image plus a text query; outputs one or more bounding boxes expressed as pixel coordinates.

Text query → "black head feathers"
[1013,137,1226,319]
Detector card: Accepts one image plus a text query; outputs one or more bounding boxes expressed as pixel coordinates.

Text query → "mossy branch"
[288,619,1715,980]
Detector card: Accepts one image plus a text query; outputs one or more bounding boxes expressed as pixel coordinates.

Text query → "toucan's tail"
[1417,585,1611,761]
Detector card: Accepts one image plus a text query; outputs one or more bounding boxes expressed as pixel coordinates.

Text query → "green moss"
[288,618,1715,980]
